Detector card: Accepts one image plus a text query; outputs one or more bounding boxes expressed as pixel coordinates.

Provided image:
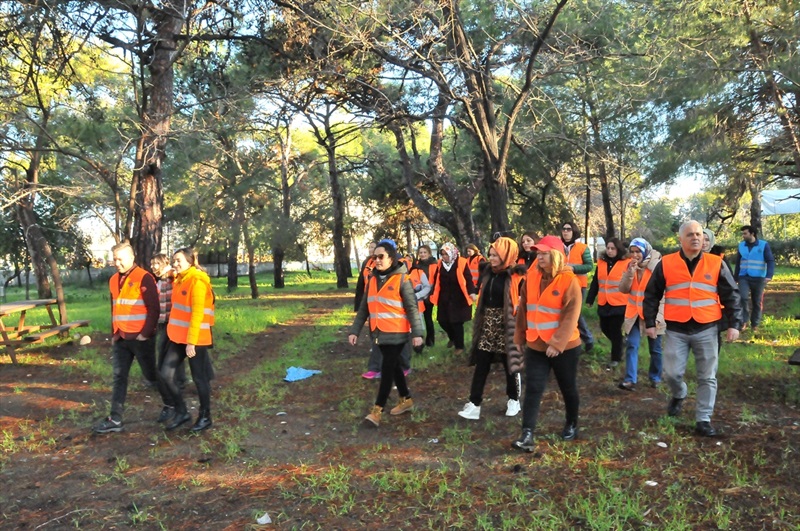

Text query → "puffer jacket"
[348,262,424,345]
[468,264,526,373]
[619,249,666,335]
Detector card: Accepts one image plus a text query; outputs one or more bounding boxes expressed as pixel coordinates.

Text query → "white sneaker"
[505,399,521,417]
[458,402,481,420]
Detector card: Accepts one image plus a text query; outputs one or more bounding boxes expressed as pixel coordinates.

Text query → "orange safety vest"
[566,242,590,288]
[167,269,215,346]
[430,257,472,306]
[598,258,631,307]
[361,257,376,280]
[367,274,411,333]
[109,266,151,334]
[625,268,653,320]
[407,268,427,313]
[525,268,580,343]
[509,271,523,316]
[662,252,723,323]
[467,254,484,287]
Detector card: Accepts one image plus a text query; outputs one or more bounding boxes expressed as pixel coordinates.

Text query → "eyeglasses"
[561,227,573,231]
[373,253,386,260]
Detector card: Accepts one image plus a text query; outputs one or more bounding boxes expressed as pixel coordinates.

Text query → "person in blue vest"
[734,225,774,332]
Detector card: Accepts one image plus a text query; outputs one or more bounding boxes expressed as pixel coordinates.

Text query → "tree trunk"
[598,159,616,239]
[130,3,185,267]
[325,142,349,288]
[583,150,592,249]
[242,219,258,299]
[273,245,285,289]
[227,204,245,292]
[748,176,763,233]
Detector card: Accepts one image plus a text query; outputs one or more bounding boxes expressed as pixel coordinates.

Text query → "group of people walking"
[350,219,761,449]
[93,243,216,435]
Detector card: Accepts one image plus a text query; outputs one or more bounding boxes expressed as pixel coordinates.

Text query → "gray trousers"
[663,326,719,422]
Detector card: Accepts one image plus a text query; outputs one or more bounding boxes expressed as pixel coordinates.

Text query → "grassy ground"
[0,269,799,528]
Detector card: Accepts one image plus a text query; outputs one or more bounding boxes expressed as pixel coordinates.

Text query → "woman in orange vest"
[158,247,216,432]
[511,235,583,452]
[430,242,478,355]
[348,239,424,427]
[465,244,486,289]
[458,237,524,420]
[586,238,631,370]
[416,245,438,347]
[517,230,540,269]
[618,238,664,391]
[561,221,595,352]
[354,242,377,311]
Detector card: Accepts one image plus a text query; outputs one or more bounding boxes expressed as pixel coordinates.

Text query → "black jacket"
[643,250,742,334]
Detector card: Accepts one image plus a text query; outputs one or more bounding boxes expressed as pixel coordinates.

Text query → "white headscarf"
[440,242,459,271]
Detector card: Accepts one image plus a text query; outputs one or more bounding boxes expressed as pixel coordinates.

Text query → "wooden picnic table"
[0,298,90,364]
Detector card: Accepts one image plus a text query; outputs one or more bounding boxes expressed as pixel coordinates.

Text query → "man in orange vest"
[644,221,742,437]
[561,221,595,352]
[354,242,377,311]
[94,242,164,434]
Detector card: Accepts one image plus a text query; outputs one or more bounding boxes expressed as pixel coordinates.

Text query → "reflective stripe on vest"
[566,242,589,288]
[625,268,653,320]
[167,271,215,345]
[738,240,768,277]
[662,252,723,323]
[367,274,411,333]
[430,257,473,306]
[524,268,580,343]
[467,255,483,287]
[408,269,426,313]
[598,258,631,306]
[109,267,150,334]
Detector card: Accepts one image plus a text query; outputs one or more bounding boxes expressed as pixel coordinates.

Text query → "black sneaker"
[93,416,123,434]
[156,406,175,423]
[511,429,534,453]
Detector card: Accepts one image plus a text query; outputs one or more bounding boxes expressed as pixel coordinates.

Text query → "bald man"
[643,220,742,437]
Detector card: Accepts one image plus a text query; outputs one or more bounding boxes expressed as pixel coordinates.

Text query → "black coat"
[434,260,476,324]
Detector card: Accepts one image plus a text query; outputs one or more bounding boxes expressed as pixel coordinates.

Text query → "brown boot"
[365,405,382,427]
[390,397,414,416]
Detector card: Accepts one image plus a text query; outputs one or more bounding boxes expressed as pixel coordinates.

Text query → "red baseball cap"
[532,235,564,252]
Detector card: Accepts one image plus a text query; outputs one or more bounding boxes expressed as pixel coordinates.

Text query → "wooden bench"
[24,320,91,342]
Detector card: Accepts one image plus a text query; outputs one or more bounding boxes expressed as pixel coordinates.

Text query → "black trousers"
[438,320,465,349]
[423,301,436,345]
[521,345,580,431]
[375,343,410,408]
[599,313,626,362]
[159,341,212,414]
[469,349,518,406]
[110,337,164,420]
[156,322,186,393]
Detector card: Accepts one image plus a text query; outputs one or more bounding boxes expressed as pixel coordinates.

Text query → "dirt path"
[1,288,800,528]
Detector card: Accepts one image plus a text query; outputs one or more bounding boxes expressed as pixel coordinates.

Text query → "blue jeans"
[578,287,594,347]
[738,276,766,328]
[663,327,719,422]
[623,320,663,384]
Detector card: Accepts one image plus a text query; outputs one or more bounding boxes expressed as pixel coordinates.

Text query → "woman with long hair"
[158,247,216,432]
[586,238,631,370]
[511,236,583,452]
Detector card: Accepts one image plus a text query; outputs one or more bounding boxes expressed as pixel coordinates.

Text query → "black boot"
[156,406,175,423]
[511,429,534,453]
[562,421,578,441]
[166,409,191,431]
[191,410,212,432]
